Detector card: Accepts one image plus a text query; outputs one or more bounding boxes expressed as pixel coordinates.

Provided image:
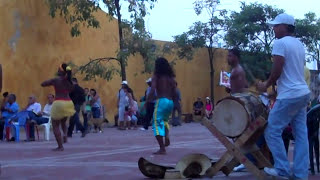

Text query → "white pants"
[118,105,125,122]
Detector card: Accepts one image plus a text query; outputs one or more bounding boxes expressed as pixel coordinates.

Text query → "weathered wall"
[0,0,229,123]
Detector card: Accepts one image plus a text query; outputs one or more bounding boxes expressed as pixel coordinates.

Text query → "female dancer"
[41,63,75,151]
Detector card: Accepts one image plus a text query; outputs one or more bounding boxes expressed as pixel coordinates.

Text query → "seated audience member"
[1,92,9,109]
[193,97,204,116]
[24,95,42,114]
[0,94,19,140]
[28,94,54,141]
[10,95,42,141]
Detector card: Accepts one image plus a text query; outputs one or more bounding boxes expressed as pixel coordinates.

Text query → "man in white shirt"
[24,95,41,114]
[28,94,54,141]
[257,13,310,179]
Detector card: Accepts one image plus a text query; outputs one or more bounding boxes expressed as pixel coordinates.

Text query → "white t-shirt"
[26,102,42,114]
[118,89,129,106]
[272,36,310,99]
[43,103,52,118]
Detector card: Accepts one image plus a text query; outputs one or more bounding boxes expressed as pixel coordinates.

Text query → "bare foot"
[153,149,166,155]
[165,138,170,147]
[63,136,67,143]
[52,147,64,151]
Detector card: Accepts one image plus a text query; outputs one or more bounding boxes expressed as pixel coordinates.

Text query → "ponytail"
[60,63,72,84]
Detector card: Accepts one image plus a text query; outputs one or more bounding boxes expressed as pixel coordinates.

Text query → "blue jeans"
[28,112,49,139]
[91,107,100,118]
[265,93,310,179]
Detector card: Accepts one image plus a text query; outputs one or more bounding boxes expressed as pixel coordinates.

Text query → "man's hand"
[256,81,268,92]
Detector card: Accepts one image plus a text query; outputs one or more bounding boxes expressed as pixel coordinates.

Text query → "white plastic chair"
[35,117,51,141]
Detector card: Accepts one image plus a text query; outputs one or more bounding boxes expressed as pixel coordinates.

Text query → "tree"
[296,12,320,70]
[224,2,283,82]
[171,0,224,100]
[47,0,157,81]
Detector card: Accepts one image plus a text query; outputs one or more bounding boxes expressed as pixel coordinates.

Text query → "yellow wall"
[0,0,229,123]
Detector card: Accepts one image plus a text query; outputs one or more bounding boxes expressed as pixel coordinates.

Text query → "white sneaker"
[233,164,246,172]
[140,127,147,131]
[264,167,289,179]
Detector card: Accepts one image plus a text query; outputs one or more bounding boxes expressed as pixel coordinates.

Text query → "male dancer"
[147,57,176,155]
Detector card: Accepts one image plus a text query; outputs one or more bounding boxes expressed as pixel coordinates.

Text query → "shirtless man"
[226,48,248,94]
[147,57,176,155]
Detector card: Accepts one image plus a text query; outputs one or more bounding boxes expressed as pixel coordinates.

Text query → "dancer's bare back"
[149,75,176,101]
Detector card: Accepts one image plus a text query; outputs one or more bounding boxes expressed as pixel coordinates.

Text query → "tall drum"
[211,93,268,138]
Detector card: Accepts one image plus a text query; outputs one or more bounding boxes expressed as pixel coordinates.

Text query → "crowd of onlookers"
[0,75,217,141]
[0,77,104,142]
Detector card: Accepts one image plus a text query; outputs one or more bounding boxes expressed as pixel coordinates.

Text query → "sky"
[99,0,320,69]
[99,0,320,41]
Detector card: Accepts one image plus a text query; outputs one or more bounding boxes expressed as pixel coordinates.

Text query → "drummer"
[226,49,270,172]
[225,48,248,94]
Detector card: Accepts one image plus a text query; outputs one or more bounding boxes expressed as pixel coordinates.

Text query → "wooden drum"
[211,93,268,138]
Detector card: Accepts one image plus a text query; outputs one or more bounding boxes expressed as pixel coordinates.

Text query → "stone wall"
[0,0,230,123]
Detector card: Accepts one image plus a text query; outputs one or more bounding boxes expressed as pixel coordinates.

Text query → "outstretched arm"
[41,78,55,87]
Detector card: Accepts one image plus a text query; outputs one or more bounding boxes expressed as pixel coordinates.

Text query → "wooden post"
[203,117,270,179]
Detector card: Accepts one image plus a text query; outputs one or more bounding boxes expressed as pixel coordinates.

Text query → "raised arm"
[41,78,55,87]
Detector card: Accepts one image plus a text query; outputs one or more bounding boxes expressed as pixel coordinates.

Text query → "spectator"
[24,95,41,114]
[205,97,213,119]
[140,78,155,131]
[28,94,54,141]
[171,82,182,126]
[90,88,102,132]
[82,88,92,132]
[0,94,19,140]
[67,78,86,138]
[193,97,204,116]
[1,92,9,116]
[126,88,138,129]
[117,81,129,130]
[139,96,147,118]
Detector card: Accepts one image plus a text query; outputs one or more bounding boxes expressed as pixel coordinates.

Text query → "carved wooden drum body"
[211,93,268,137]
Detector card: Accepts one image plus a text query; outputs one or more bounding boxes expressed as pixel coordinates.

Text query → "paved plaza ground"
[1,123,320,179]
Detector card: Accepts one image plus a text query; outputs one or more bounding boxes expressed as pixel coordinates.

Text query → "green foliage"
[47,0,158,81]
[171,0,222,99]
[241,51,272,84]
[78,57,120,81]
[296,12,320,67]
[225,2,283,54]
[47,0,100,37]
[224,2,283,81]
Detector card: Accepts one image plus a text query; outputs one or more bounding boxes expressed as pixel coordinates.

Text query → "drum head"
[212,99,249,137]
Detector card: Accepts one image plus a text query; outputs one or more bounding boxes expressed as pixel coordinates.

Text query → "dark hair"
[90,89,97,96]
[60,63,72,84]
[154,57,175,78]
[122,84,129,90]
[9,94,16,101]
[3,92,8,98]
[72,77,78,83]
[229,48,241,59]
[127,87,136,101]
[287,25,295,34]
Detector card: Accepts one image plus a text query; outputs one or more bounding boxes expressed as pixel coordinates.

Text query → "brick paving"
[0,123,319,179]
